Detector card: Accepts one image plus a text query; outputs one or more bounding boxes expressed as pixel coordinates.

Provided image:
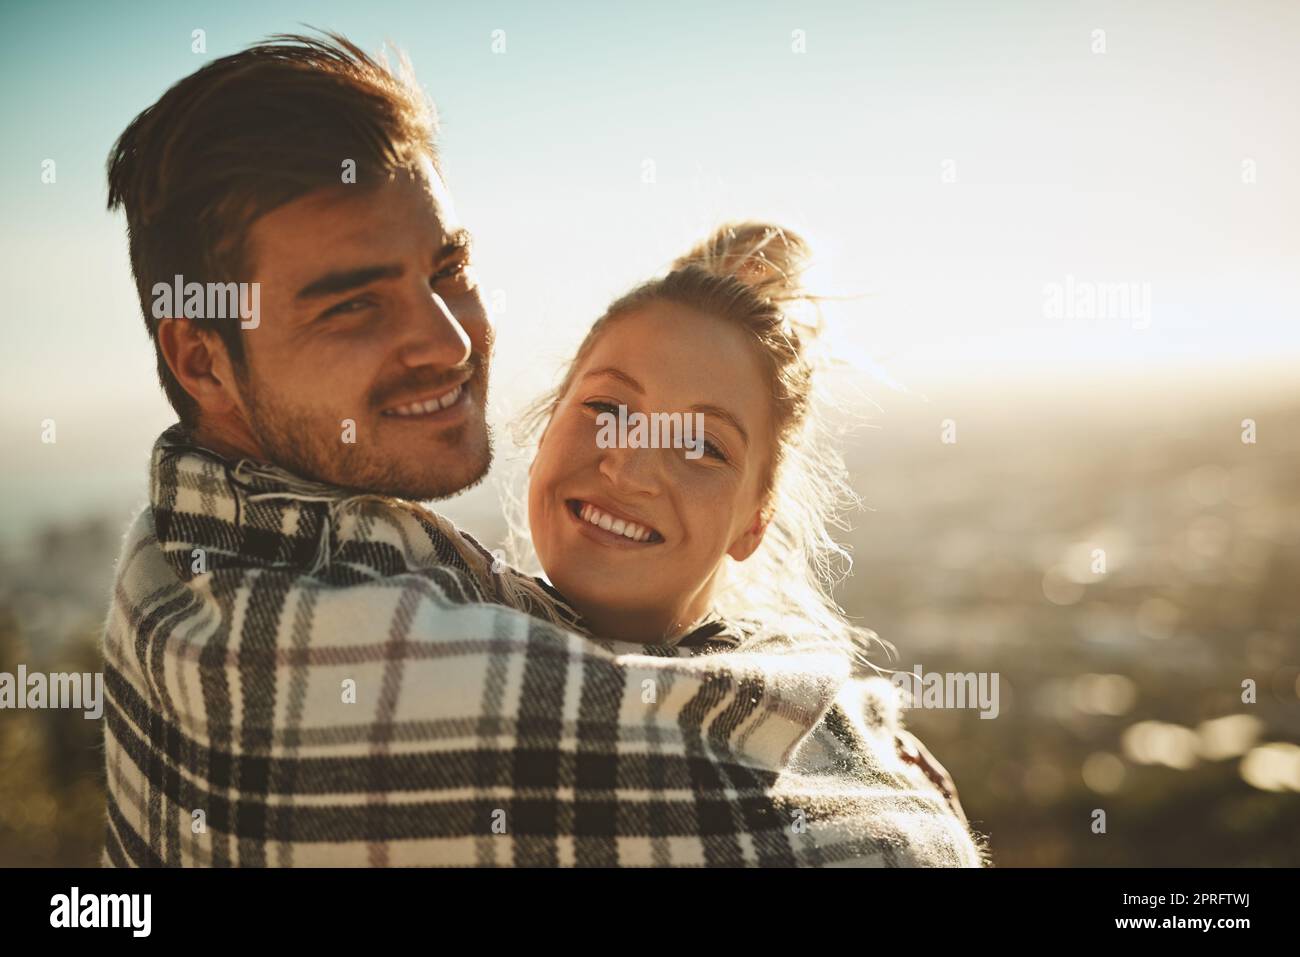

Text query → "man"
[102,32,985,867]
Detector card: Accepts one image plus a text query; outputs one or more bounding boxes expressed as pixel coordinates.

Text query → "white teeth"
[386,384,462,416]
[578,503,655,542]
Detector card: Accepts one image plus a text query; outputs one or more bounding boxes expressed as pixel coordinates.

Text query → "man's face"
[234,156,492,500]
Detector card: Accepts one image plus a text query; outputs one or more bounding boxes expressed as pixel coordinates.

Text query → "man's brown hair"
[106,31,440,426]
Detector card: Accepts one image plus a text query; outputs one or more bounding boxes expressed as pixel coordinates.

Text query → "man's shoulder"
[110,504,577,650]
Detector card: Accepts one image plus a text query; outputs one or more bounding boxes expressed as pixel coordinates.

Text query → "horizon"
[3,359,1295,547]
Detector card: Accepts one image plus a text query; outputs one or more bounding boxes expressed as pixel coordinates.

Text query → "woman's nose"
[597,443,662,497]
[395,288,472,369]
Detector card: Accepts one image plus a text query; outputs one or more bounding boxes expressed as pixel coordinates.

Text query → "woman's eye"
[583,399,620,415]
[702,440,727,462]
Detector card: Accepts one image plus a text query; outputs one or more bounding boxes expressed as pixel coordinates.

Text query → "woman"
[510,221,986,861]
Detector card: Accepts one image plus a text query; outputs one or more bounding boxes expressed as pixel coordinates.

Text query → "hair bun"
[673,221,823,346]
[672,221,810,302]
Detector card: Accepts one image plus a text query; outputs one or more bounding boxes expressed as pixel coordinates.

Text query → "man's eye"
[433,260,473,286]
[322,296,374,319]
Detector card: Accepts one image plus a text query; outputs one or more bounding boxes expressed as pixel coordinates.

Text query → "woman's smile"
[564,497,665,548]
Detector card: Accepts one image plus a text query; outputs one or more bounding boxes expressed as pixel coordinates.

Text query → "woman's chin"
[551,579,669,639]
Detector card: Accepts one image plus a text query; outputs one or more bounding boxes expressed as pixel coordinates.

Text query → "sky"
[0,0,1297,539]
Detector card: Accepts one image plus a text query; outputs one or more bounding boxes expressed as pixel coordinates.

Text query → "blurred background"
[1,0,1297,865]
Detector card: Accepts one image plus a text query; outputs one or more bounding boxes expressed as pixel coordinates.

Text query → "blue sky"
[1,0,1297,537]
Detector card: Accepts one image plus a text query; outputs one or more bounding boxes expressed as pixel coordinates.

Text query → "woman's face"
[528,300,773,642]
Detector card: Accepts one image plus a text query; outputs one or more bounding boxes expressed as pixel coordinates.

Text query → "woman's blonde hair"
[513,222,892,672]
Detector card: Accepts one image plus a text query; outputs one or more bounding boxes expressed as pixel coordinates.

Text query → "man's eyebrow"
[295,264,404,301]
[580,367,750,447]
[294,229,474,302]
[438,228,473,262]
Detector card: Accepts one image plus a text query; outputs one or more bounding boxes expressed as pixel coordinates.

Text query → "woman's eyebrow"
[691,404,749,447]
[580,367,644,393]
[580,368,749,446]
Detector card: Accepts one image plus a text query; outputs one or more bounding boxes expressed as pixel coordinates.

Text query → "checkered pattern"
[101,425,987,867]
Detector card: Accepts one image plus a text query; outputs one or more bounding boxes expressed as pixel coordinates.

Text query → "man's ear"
[727,508,769,563]
[157,318,244,415]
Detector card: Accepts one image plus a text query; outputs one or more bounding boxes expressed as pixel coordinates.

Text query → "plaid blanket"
[101,424,987,867]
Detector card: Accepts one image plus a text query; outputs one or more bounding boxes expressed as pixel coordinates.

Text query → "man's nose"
[395,286,472,369]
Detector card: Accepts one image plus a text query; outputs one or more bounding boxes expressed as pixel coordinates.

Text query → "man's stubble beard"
[238,366,494,502]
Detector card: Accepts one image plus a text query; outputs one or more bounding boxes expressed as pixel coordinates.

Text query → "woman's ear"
[727,508,768,563]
